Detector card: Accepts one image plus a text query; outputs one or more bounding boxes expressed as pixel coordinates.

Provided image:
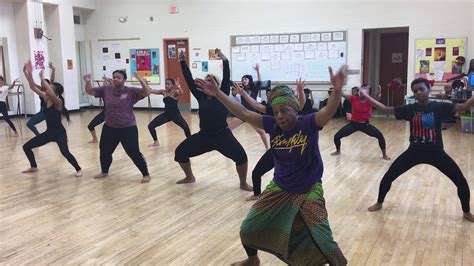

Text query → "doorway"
[362,27,409,106]
[163,39,190,111]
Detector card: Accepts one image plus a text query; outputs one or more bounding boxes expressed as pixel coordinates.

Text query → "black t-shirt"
[394,101,454,149]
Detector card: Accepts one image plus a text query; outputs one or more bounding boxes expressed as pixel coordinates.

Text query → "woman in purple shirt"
[83,70,151,183]
[194,66,348,265]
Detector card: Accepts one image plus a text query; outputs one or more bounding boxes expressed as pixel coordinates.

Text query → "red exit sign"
[169,6,179,14]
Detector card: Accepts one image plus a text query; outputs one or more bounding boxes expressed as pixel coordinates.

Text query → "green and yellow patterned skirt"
[240,181,347,265]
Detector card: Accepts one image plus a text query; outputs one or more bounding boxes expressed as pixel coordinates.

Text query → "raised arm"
[23,61,46,98]
[360,89,395,114]
[179,51,203,98]
[254,64,262,82]
[454,96,474,112]
[233,82,266,113]
[48,62,56,83]
[216,49,230,95]
[196,78,263,129]
[150,89,165,95]
[40,70,63,110]
[296,78,306,111]
[82,74,94,95]
[314,66,348,127]
[174,78,184,97]
[7,78,20,91]
[134,73,151,97]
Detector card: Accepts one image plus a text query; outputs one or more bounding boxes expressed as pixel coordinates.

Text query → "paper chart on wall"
[294,43,304,51]
[231,31,347,82]
[301,34,311,42]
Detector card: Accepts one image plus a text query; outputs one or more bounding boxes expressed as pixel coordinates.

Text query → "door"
[379,32,408,106]
[164,39,190,110]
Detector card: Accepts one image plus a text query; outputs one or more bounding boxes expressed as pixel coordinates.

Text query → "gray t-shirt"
[92,86,144,128]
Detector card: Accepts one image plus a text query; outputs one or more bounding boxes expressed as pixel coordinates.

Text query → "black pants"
[88,110,105,131]
[99,124,149,176]
[148,111,191,141]
[174,128,247,165]
[23,130,81,171]
[0,101,16,132]
[252,149,274,196]
[334,121,386,151]
[377,147,470,213]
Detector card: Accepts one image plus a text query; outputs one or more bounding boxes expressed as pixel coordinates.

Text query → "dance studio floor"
[1,109,473,265]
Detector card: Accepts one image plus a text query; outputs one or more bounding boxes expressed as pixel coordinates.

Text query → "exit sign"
[169,6,179,14]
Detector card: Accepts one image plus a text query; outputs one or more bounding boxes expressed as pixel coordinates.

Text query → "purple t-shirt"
[263,113,323,194]
[92,86,144,128]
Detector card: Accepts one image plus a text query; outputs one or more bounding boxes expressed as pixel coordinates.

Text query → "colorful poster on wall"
[130,48,160,84]
[34,50,45,70]
[415,38,466,81]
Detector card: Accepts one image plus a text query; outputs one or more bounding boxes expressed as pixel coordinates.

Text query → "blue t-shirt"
[263,113,323,193]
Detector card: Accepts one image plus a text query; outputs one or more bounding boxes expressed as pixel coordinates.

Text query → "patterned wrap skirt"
[240,180,347,265]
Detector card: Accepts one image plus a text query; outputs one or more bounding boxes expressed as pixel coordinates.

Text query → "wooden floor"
[0,109,473,265]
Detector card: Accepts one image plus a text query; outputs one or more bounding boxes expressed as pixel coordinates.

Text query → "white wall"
[85,1,474,108]
[0,3,20,82]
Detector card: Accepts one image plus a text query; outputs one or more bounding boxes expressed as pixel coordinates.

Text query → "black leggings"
[0,101,17,132]
[99,124,149,176]
[252,149,274,196]
[148,111,191,141]
[88,110,105,131]
[174,129,247,165]
[23,130,81,171]
[377,147,470,213]
[334,121,386,151]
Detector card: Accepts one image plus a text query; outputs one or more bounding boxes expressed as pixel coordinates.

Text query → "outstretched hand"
[83,74,92,83]
[216,48,227,61]
[296,78,305,94]
[195,78,219,96]
[179,51,186,61]
[232,82,245,95]
[174,77,182,88]
[328,65,348,92]
[23,60,33,78]
[48,62,55,70]
[253,64,260,72]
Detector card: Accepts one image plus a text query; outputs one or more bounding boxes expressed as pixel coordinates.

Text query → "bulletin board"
[414,37,467,81]
[230,31,347,83]
[98,41,161,84]
[130,48,160,84]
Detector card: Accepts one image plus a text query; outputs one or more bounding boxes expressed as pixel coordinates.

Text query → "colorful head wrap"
[267,85,300,111]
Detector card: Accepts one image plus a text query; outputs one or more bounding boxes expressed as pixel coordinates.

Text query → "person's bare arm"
[314,66,348,128]
[135,73,151,97]
[454,96,474,112]
[360,89,395,114]
[23,61,46,99]
[296,78,306,111]
[233,82,266,113]
[48,62,56,83]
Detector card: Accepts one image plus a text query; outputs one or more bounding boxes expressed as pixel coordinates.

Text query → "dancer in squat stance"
[194,65,348,265]
[233,79,307,201]
[26,62,56,136]
[0,76,20,136]
[148,78,191,146]
[228,64,269,149]
[331,84,390,160]
[363,78,474,222]
[22,61,82,176]
[83,70,152,183]
[174,49,252,191]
